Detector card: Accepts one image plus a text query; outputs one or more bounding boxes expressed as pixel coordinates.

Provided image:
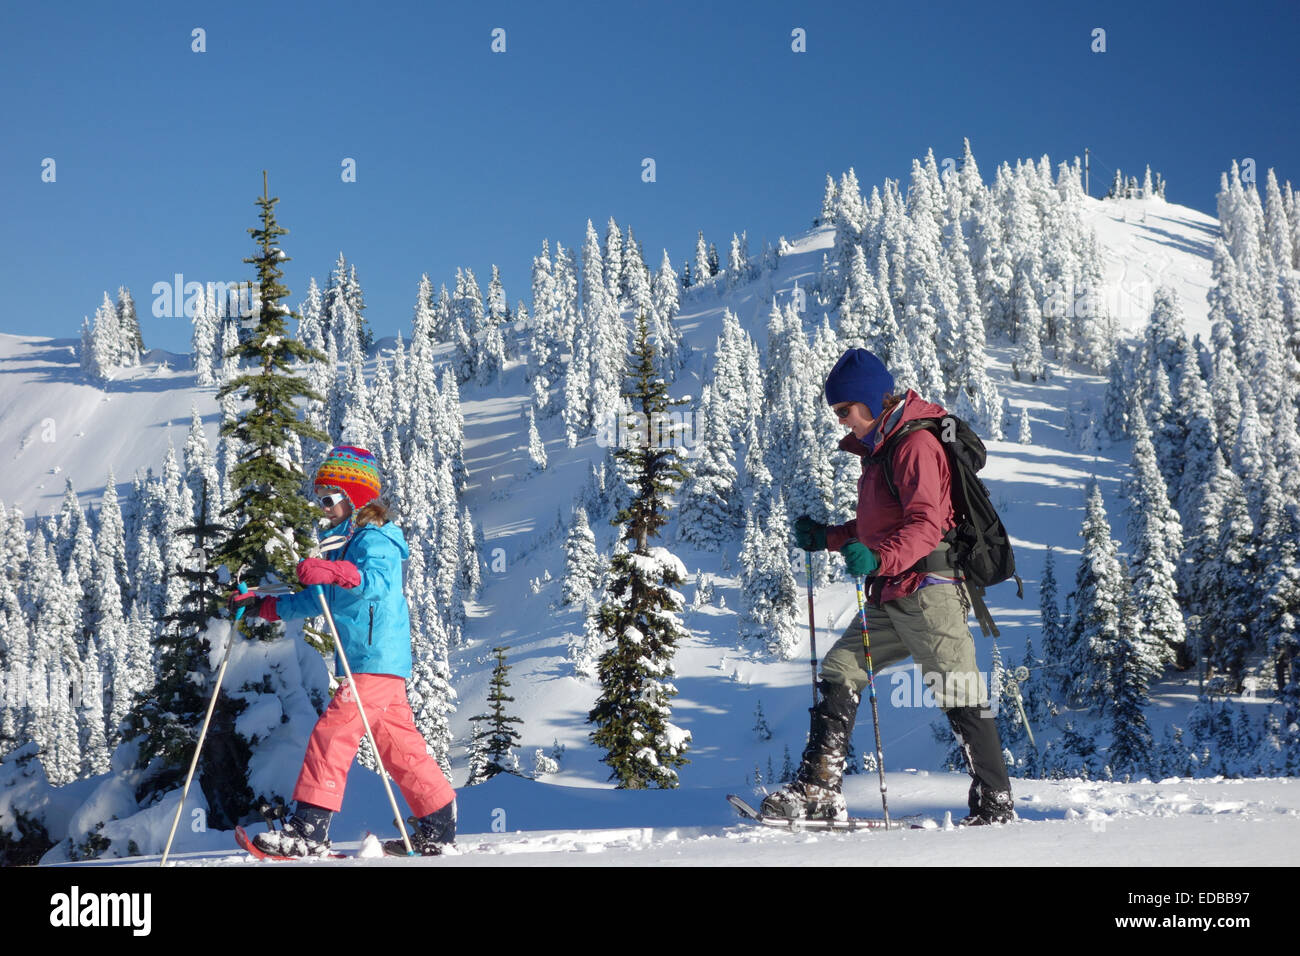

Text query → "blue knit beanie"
[824,348,895,418]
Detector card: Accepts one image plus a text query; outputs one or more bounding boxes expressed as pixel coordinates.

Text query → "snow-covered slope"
[7,193,1291,867]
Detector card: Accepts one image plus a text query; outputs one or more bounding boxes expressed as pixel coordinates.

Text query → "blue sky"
[1,0,1296,354]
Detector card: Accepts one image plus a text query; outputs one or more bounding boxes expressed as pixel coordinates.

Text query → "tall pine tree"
[587,315,692,788]
[213,173,328,623]
[466,646,524,784]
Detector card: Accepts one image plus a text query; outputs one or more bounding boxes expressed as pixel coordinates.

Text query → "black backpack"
[868,415,1022,636]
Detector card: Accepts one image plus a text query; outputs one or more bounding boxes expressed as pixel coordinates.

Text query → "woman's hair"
[354,499,390,528]
[878,392,904,417]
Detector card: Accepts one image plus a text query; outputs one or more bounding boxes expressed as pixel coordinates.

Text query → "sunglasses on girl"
[834,404,854,420]
[319,492,348,509]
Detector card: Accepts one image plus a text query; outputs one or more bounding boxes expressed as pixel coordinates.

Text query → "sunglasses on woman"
[834,404,854,420]
[319,492,348,509]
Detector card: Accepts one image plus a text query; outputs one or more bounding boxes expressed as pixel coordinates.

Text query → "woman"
[234,446,458,856]
[761,348,1014,826]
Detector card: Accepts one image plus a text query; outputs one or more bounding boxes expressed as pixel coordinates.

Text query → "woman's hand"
[840,541,880,577]
[297,557,361,589]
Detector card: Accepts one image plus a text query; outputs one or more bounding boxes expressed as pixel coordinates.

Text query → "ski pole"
[312,585,415,856]
[804,551,819,712]
[160,581,248,867]
[854,578,891,828]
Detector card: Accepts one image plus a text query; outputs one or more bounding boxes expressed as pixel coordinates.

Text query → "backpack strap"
[867,419,941,501]
[965,582,1000,638]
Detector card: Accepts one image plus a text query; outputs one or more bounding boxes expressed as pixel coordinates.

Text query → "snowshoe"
[760,780,848,822]
[958,789,1015,826]
[251,804,333,858]
[383,798,457,857]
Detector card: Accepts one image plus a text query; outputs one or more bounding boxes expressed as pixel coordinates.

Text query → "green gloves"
[841,541,880,577]
[794,515,828,552]
[794,517,879,577]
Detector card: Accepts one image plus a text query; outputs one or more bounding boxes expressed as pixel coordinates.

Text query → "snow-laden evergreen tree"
[651,250,683,377]
[486,263,509,330]
[466,646,525,785]
[116,286,144,361]
[1102,354,1130,442]
[1106,588,1156,781]
[622,229,652,316]
[562,320,592,447]
[1144,287,1189,394]
[124,485,242,811]
[1017,406,1033,444]
[1255,443,1300,746]
[76,637,109,778]
[213,174,328,624]
[528,241,563,411]
[218,316,242,387]
[429,460,465,638]
[736,490,800,659]
[92,528,138,742]
[1231,388,1268,527]
[191,286,220,388]
[321,253,371,357]
[602,217,624,306]
[459,505,482,602]
[710,309,764,451]
[587,315,691,789]
[183,406,221,524]
[1063,482,1127,713]
[561,506,600,607]
[476,321,506,387]
[1012,269,1045,382]
[1202,472,1257,693]
[581,222,629,443]
[526,404,547,472]
[677,385,740,550]
[27,543,84,785]
[79,293,122,382]
[1264,169,1295,273]
[1038,545,1066,697]
[1122,402,1185,670]
[404,542,455,774]
[694,231,710,285]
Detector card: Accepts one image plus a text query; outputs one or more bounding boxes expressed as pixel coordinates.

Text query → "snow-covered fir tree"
[677,385,740,550]
[213,175,328,619]
[560,506,600,607]
[526,404,547,472]
[1063,482,1127,713]
[191,286,220,388]
[1122,401,1185,670]
[466,646,524,785]
[587,315,691,788]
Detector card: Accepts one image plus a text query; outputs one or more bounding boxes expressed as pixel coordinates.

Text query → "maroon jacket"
[825,390,955,604]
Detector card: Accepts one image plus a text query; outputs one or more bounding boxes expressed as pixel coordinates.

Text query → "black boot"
[384,798,456,856]
[761,681,860,821]
[945,706,1014,825]
[253,802,333,857]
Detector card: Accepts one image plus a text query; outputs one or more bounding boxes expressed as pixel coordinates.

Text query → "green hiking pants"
[820,582,988,709]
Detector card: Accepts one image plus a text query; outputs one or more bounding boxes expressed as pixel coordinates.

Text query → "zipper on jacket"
[368,605,374,645]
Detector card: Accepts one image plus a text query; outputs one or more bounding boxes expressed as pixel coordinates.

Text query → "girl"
[761,349,1014,826]
[234,446,458,856]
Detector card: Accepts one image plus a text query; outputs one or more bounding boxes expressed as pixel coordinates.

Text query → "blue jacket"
[275,519,413,680]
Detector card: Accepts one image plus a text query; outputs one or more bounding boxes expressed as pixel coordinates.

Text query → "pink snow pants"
[293,673,456,818]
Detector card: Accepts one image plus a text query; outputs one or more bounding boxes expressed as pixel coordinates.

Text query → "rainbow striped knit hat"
[314,446,382,509]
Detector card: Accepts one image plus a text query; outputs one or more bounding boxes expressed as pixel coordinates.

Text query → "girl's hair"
[354,499,390,528]
[878,392,904,417]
